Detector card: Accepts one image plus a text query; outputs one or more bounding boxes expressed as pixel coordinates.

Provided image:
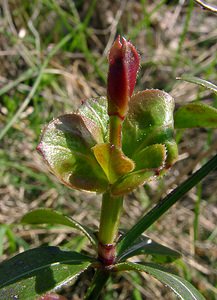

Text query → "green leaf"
[0,225,7,256]
[78,96,109,141]
[175,102,217,128]
[122,89,178,169]
[92,143,135,183]
[84,270,110,300]
[117,154,217,254]
[111,169,155,196]
[37,113,108,193]
[113,262,205,300]
[0,246,93,300]
[21,209,97,246]
[111,142,177,196]
[177,75,217,95]
[117,235,181,263]
[132,144,167,170]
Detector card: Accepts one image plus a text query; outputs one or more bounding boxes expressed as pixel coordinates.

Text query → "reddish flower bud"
[107,36,140,119]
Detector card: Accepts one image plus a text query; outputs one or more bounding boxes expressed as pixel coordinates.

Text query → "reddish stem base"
[98,242,116,266]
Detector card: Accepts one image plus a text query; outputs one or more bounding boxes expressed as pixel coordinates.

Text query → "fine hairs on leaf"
[1,27,216,300]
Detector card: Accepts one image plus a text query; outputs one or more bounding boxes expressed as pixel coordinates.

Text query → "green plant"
[0,36,217,300]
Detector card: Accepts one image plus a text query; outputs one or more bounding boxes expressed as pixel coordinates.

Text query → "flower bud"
[107,36,140,120]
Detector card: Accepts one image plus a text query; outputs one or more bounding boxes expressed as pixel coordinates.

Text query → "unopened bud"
[107,36,140,120]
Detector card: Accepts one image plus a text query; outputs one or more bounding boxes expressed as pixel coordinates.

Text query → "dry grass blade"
[194,0,217,13]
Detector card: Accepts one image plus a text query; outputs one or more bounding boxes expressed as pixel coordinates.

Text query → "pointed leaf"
[0,247,93,299]
[92,143,135,183]
[175,102,217,128]
[177,75,217,95]
[113,262,205,300]
[117,235,181,262]
[37,113,108,193]
[21,209,97,246]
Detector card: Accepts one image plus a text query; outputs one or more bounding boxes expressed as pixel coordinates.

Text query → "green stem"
[84,270,110,300]
[98,192,123,245]
[98,192,123,265]
[109,115,123,148]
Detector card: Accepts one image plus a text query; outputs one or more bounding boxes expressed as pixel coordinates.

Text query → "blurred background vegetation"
[0,0,217,299]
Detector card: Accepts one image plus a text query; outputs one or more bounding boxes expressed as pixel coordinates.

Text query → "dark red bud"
[107,36,140,119]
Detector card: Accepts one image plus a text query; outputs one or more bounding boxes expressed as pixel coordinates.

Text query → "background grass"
[0,0,217,299]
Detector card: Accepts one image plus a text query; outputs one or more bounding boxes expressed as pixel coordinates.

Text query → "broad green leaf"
[37,113,108,193]
[174,102,217,128]
[122,89,178,168]
[117,235,181,262]
[92,143,135,183]
[111,169,155,196]
[132,144,167,170]
[78,96,109,141]
[113,262,205,300]
[177,76,217,95]
[111,143,177,196]
[0,246,93,300]
[117,154,217,254]
[21,209,97,246]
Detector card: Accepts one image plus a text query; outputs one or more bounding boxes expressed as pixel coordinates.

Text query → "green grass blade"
[0,68,37,97]
[0,33,73,141]
[0,226,7,256]
[174,0,194,67]
[193,183,202,243]
[117,154,217,255]
[176,75,217,95]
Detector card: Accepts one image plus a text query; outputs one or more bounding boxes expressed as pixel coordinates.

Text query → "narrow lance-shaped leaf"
[112,262,205,300]
[177,75,217,95]
[0,247,93,300]
[21,209,97,246]
[117,235,181,263]
[174,102,217,128]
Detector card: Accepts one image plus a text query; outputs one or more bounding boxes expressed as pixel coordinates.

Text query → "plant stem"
[84,270,110,300]
[98,192,123,264]
[109,115,123,148]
